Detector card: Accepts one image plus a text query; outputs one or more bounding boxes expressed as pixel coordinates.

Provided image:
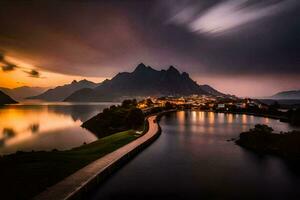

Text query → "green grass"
[0,129,143,200]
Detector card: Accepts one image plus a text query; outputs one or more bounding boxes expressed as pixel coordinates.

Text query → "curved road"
[35,115,159,200]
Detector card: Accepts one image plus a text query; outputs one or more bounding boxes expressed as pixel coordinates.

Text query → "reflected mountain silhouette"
[239,142,300,177]
[28,123,39,134]
[3,128,16,138]
[6,103,115,123]
[0,128,17,147]
[0,103,114,154]
[46,104,115,122]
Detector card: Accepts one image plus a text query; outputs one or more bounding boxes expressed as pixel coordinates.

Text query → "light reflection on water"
[183,111,298,134]
[90,111,300,200]
[0,102,117,154]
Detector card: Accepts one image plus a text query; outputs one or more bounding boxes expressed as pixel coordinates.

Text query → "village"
[137,95,270,113]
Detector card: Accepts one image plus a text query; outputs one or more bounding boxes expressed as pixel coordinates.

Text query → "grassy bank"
[0,129,145,200]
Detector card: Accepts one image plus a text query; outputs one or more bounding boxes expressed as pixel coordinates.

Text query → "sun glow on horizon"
[0,55,107,88]
[0,70,106,88]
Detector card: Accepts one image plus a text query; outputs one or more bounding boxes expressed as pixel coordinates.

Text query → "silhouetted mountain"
[271,90,300,99]
[0,86,48,100]
[0,90,17,105]
[65,63,225,102]
[28,79,99,101]
[200,84,224,96]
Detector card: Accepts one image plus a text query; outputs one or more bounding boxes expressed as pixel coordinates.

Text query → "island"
[236,124,300,159]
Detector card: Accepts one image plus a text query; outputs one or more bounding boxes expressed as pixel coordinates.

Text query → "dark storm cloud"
[1,64,17,72]
[25,69,40,78]
[0,0,299,77]
[0,51,17,71]
[152,0,300,75]
[0,51,42,76]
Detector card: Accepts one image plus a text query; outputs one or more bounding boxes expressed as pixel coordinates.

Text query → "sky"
[0,0,299,97]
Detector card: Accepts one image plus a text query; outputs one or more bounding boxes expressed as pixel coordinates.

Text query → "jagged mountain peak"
[71,79,95,86]
[167,65,180,73]
[136,62,146,69]
[133,63,155,74]
[79,79,93,84]
[28,79,99,101]
[64,63,225,102]
[181,72,190,78]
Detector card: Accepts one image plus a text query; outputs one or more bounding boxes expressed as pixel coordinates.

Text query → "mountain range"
[64,63,224,102]
[0,90,17,105]
[0,86,47,100]
[271,90,300,99]
[28,79,99,101]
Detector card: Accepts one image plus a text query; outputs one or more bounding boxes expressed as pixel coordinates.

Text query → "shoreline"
[34,114,164,200]
[189,109,290,124]
[216,111,287,121]
[0,126,145,199]
[4,109,294,199]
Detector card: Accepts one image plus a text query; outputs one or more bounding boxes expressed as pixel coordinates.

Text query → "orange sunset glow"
[0,69,105,89]
[0,56,105,88]
[0,1,300,199]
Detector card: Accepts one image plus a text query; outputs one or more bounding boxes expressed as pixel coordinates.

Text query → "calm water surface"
[0,102,116,154]
[91,111,300,200]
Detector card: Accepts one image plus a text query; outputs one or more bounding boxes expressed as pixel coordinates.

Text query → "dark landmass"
[64,63,225,102]
[259,99,300,106]
[270,90,300,100]
[82,99,145,138]
[286,108,300,125]
[236,124,300,159]
[0,90,17,105]
[200,84,224,96]
[28,79,100,101]
[0,86,48,100]
[0,129,142,200]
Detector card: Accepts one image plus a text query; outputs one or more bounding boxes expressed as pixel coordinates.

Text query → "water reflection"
[0,102,116,154]
[0,128,16,147]
[29,123,39,134]
[242,114,247,124]
[3,128,16,138]
[208,112,215,124]
[264,117,270,123]
[174,111,299,136]
[91,111,300,200]
[226,113,233,123]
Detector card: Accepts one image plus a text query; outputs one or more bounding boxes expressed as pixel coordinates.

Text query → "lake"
[90,111,300,200]
[0,102,116,154]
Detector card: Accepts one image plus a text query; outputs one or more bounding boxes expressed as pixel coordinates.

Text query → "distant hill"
[199,84,224,96]
[271,90,300,99]
[0,86,48,100]
[65,63,225,102]
[28,79,99,101]
[0,90,17,105]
